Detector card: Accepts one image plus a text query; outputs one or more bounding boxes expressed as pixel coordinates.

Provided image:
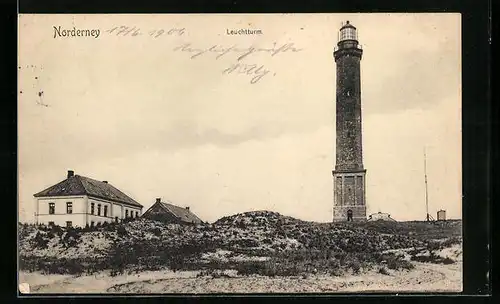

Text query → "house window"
[48,221,54,227]
[97,204,101,216]
[104,205,108,217]
[125,210,129,218]
[115,216,119,223]
[136,211,139,218]
[66,202,73,214]
[49,203,55,214]
[66,221,72,228]
[91,203,95,215]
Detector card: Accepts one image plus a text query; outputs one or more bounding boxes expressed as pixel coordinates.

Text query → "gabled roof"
[33,175,143,208]
[146,200,203,224]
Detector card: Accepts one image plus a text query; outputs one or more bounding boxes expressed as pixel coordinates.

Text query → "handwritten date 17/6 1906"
[106,26,185,37]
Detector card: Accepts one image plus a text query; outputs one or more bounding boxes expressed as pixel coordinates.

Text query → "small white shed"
[437,210,446,221]
[367,211,397,222]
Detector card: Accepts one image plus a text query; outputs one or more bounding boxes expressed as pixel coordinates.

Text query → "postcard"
[18,13,462,294]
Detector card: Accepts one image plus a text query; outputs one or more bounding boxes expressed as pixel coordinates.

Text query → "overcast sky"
[18,13,461,223]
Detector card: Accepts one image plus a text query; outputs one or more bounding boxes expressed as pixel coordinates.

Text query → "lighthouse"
[332,21,367,222]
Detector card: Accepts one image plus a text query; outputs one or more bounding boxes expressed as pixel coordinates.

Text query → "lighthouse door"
[347,209,353,221]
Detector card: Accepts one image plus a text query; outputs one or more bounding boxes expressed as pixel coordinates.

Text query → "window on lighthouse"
[348,130,355,140]
[340,27,357,41]
[344,87,352,97]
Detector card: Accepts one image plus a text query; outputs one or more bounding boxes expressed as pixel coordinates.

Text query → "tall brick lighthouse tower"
[332,21,367,222]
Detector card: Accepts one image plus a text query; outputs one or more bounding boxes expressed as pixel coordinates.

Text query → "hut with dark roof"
[142,198,203,225]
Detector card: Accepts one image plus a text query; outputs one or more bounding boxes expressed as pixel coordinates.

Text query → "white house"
[367,211,397,222]
[33,170,144,228]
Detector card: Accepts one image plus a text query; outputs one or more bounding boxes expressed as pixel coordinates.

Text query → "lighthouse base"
[333,205,367,222]
[332,169,367,222]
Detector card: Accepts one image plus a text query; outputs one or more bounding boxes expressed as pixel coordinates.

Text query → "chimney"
[67,170,74,178]
[102,181,108,184]
[156,198,161,203]
[185,206,190,211]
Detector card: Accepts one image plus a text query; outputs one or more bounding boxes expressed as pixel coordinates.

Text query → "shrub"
[426,240,442,252]
[122,217,134,224]
[378,266,390,275]
[32,232,49,249]
[62,229,80,248]
[117,225,128,237]
[168,255,185,272]
[350,260,362,274]
[19,256,85,275]
[387,256,414,270]
[236,257,327,278]
[103,222,116,232]
[18,223,35,240]
[197,269,230,278]
[108,242,138,276]
[325,258,342,276]
[441,237,461,248]
[411,254,455,264]
[151,227,162,237]
[236,261,269,276]
[50,225,64,237]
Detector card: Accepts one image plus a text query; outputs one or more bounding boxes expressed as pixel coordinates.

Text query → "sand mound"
[19,214,462,277]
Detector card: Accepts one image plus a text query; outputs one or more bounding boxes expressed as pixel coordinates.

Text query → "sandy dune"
[18,217,463,294]
[19,261,461,294]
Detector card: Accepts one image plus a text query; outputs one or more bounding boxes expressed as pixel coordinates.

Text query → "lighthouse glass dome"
[339,26,357,41]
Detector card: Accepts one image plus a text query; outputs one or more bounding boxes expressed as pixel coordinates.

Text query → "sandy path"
[19,270,199,293]
[18,262,462,294]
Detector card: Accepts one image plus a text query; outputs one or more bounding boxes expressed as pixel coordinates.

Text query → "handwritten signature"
[173,42,303,61]
[106,26,185,37]
[222,63,274,84]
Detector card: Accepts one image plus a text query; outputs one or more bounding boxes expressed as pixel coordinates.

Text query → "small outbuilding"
[437,210,446,221]
[367,211,397,222]
[142,198,203,225]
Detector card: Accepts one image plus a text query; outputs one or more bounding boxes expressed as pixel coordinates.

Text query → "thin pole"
[424,147,430,221]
